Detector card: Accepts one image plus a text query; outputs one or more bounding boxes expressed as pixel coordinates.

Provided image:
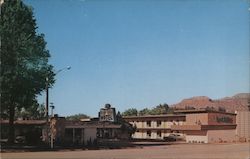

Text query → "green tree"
[0,0,55,143]
[137,103,174,116]
[150,103,169,115]
[15,103,46,120]
[122,108,138,116]
[66,113,90,120]
[116,111,136,137]
[167,107,175,114]
[139,108,151,116]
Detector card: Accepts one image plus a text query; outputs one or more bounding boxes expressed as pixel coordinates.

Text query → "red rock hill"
[171,93,250,112]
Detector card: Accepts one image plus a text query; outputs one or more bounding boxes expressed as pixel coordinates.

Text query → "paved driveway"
[1,143,249,159]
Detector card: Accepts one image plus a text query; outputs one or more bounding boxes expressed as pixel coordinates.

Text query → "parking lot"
[1,142,249,159]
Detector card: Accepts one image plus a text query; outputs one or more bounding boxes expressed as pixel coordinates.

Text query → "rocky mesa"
[171,93,250,112]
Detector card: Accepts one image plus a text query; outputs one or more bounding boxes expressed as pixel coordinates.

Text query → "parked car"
[15,136,25,143]
[163,134,183,142]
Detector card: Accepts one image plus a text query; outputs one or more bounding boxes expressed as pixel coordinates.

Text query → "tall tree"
[0,0,54,143]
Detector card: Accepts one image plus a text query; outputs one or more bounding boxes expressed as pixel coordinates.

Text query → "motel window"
[65,128,73,136]
[157,121,162,127]
[157,131,161,137]
[147,131,151,137]
[146,121,151,127]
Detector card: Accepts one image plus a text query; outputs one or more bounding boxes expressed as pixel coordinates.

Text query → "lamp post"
[45,66,71,148]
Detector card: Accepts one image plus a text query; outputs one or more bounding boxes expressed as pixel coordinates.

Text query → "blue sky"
[24,0,249,117]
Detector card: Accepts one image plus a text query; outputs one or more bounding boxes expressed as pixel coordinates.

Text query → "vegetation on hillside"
[122,103,175,116]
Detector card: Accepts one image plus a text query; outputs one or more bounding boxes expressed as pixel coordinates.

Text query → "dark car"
[15,136,25,143]
[163,134,183,142]
[163,136,176,141]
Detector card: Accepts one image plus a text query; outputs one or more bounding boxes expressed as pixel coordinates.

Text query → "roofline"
[123,114,186,119]
[0,120,47,125]
[173,109,236,115]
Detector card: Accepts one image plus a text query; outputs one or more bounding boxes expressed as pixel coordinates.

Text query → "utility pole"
[45,77,49,143]
[50,103,55,149]
[44,66,71,148]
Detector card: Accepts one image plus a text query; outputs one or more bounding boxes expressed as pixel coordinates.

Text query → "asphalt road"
[1,142,250,159]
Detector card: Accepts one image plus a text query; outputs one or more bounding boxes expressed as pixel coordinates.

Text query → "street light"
[46,66,71,119]
[45,66,71,147]
[55,66,71,74]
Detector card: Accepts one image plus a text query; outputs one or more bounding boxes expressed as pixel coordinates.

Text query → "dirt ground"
[1,142,250,159]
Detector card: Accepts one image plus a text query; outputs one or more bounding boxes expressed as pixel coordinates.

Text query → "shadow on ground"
[1,140,179,153]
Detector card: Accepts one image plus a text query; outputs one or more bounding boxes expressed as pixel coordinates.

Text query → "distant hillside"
[171,93,250,112]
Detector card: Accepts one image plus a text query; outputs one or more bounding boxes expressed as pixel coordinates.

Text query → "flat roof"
[123,114,186,119]
[65,121,122,129]
[0,120,46,125]
[171,124,237,131]
[173,109,236,115]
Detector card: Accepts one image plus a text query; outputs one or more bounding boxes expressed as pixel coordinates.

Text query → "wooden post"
[72,128,75,144]
[81,128,84,145]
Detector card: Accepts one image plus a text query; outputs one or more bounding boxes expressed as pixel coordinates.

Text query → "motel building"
[123,114,186,140]
[47,104,133,146]
[124,109,250,143]
[171,110,237,143]
[1,106,249,145]
[1,104,133,146]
